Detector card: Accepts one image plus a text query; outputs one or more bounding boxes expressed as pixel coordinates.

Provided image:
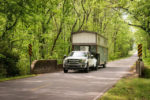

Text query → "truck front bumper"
[64,64,86,70]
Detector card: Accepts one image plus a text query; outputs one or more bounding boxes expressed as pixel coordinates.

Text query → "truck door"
[88,53,93,66]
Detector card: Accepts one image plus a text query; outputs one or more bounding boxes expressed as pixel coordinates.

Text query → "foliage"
[100,55,150,100]
[0,0,134,75]
[0,41,19,77]
[118,0,150,52]
[143,56,150,78]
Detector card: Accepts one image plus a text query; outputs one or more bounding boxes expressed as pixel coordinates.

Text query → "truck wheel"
[103,64,106,68]
[64,69,68,73]
[85,63,89,73]
[92,65,95,71]
[95,65,98,70]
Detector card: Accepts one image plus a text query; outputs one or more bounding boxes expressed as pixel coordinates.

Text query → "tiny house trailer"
[71,31,108,67]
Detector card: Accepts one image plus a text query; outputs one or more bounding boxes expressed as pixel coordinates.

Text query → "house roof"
[72,31,108,40]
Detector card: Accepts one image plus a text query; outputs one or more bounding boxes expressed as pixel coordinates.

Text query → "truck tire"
[85,63,89,73]
[103,64,106,68]
[92,65,95,71]
[95,65,98,70]
[64,69,68,73]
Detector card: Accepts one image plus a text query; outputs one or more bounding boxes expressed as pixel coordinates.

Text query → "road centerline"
[30,83,50,91]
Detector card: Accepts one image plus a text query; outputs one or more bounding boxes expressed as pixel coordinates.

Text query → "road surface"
[0,54,137,100]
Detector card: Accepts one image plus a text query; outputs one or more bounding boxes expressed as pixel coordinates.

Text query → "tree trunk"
[114,37,116,53]
[50,22,63,56]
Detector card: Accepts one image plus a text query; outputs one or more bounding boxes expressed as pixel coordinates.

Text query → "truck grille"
[68,59,80,64]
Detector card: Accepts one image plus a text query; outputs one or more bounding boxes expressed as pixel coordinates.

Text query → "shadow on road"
[65,67,104,74]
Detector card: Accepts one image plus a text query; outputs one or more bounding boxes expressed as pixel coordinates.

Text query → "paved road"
[0,54,138,100]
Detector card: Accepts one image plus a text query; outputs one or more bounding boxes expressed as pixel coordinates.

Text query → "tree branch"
[81,0,87,14]
[128,23,146,31]
[78,14,85,31]
[71,18,78,32]
[6,17,18,30]
[46,13,55,25]
[73,0,80,17]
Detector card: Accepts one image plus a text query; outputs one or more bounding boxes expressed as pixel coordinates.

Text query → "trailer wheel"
[103,64,106,68]
[64,69,68,73]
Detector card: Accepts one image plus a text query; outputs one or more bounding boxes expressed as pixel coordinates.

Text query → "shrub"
[0,42,20,77]
[142,57,150,78]
[0,64,7,78]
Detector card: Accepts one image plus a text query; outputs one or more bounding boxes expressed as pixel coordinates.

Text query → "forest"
[0,0,150,77]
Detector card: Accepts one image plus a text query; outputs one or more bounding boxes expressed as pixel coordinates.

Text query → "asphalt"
[0,54,138,100]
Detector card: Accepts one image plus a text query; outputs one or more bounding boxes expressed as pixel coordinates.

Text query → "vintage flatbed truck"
[71,31,108,67]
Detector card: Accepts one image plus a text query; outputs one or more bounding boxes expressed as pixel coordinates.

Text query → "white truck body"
[63,51,97,73]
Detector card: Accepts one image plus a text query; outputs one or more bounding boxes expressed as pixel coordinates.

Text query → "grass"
[100,57,150,100]
[100,78,150,100]
[0,74,36,82]
[143,57,150,66]
[142,57,150,78]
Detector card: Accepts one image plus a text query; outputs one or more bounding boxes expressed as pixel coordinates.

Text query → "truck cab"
[63,51,97,73]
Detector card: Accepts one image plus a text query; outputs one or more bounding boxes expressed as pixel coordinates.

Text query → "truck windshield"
[69,52,88,57]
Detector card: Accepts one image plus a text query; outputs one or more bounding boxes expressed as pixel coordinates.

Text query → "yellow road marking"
[30,84,50,91]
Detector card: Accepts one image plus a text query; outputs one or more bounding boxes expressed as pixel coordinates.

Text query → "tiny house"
[71,31,108,67]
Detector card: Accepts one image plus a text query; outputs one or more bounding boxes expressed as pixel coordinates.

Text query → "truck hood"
[65,56,87,60]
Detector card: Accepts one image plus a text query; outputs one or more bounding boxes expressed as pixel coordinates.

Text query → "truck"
[63,51,97,73]
[63,31,108,73]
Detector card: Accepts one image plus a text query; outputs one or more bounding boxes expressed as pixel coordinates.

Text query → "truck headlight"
[64,59,68,64]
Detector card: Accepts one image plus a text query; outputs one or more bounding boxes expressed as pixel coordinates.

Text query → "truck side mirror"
[91,55,94,58]
[63,55,67,59]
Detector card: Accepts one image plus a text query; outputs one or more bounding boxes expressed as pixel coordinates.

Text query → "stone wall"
[31,60,62,74]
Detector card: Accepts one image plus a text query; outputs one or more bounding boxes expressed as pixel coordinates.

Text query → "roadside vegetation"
[0,0,150,85]
[0,74,36,82]
[0,0,134,78]
[100,0,150,99]
[142,57,150,78]
[100,57,150,100]
[100,77,150,100]
[0,1,150,99]
[108,50,134,62]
